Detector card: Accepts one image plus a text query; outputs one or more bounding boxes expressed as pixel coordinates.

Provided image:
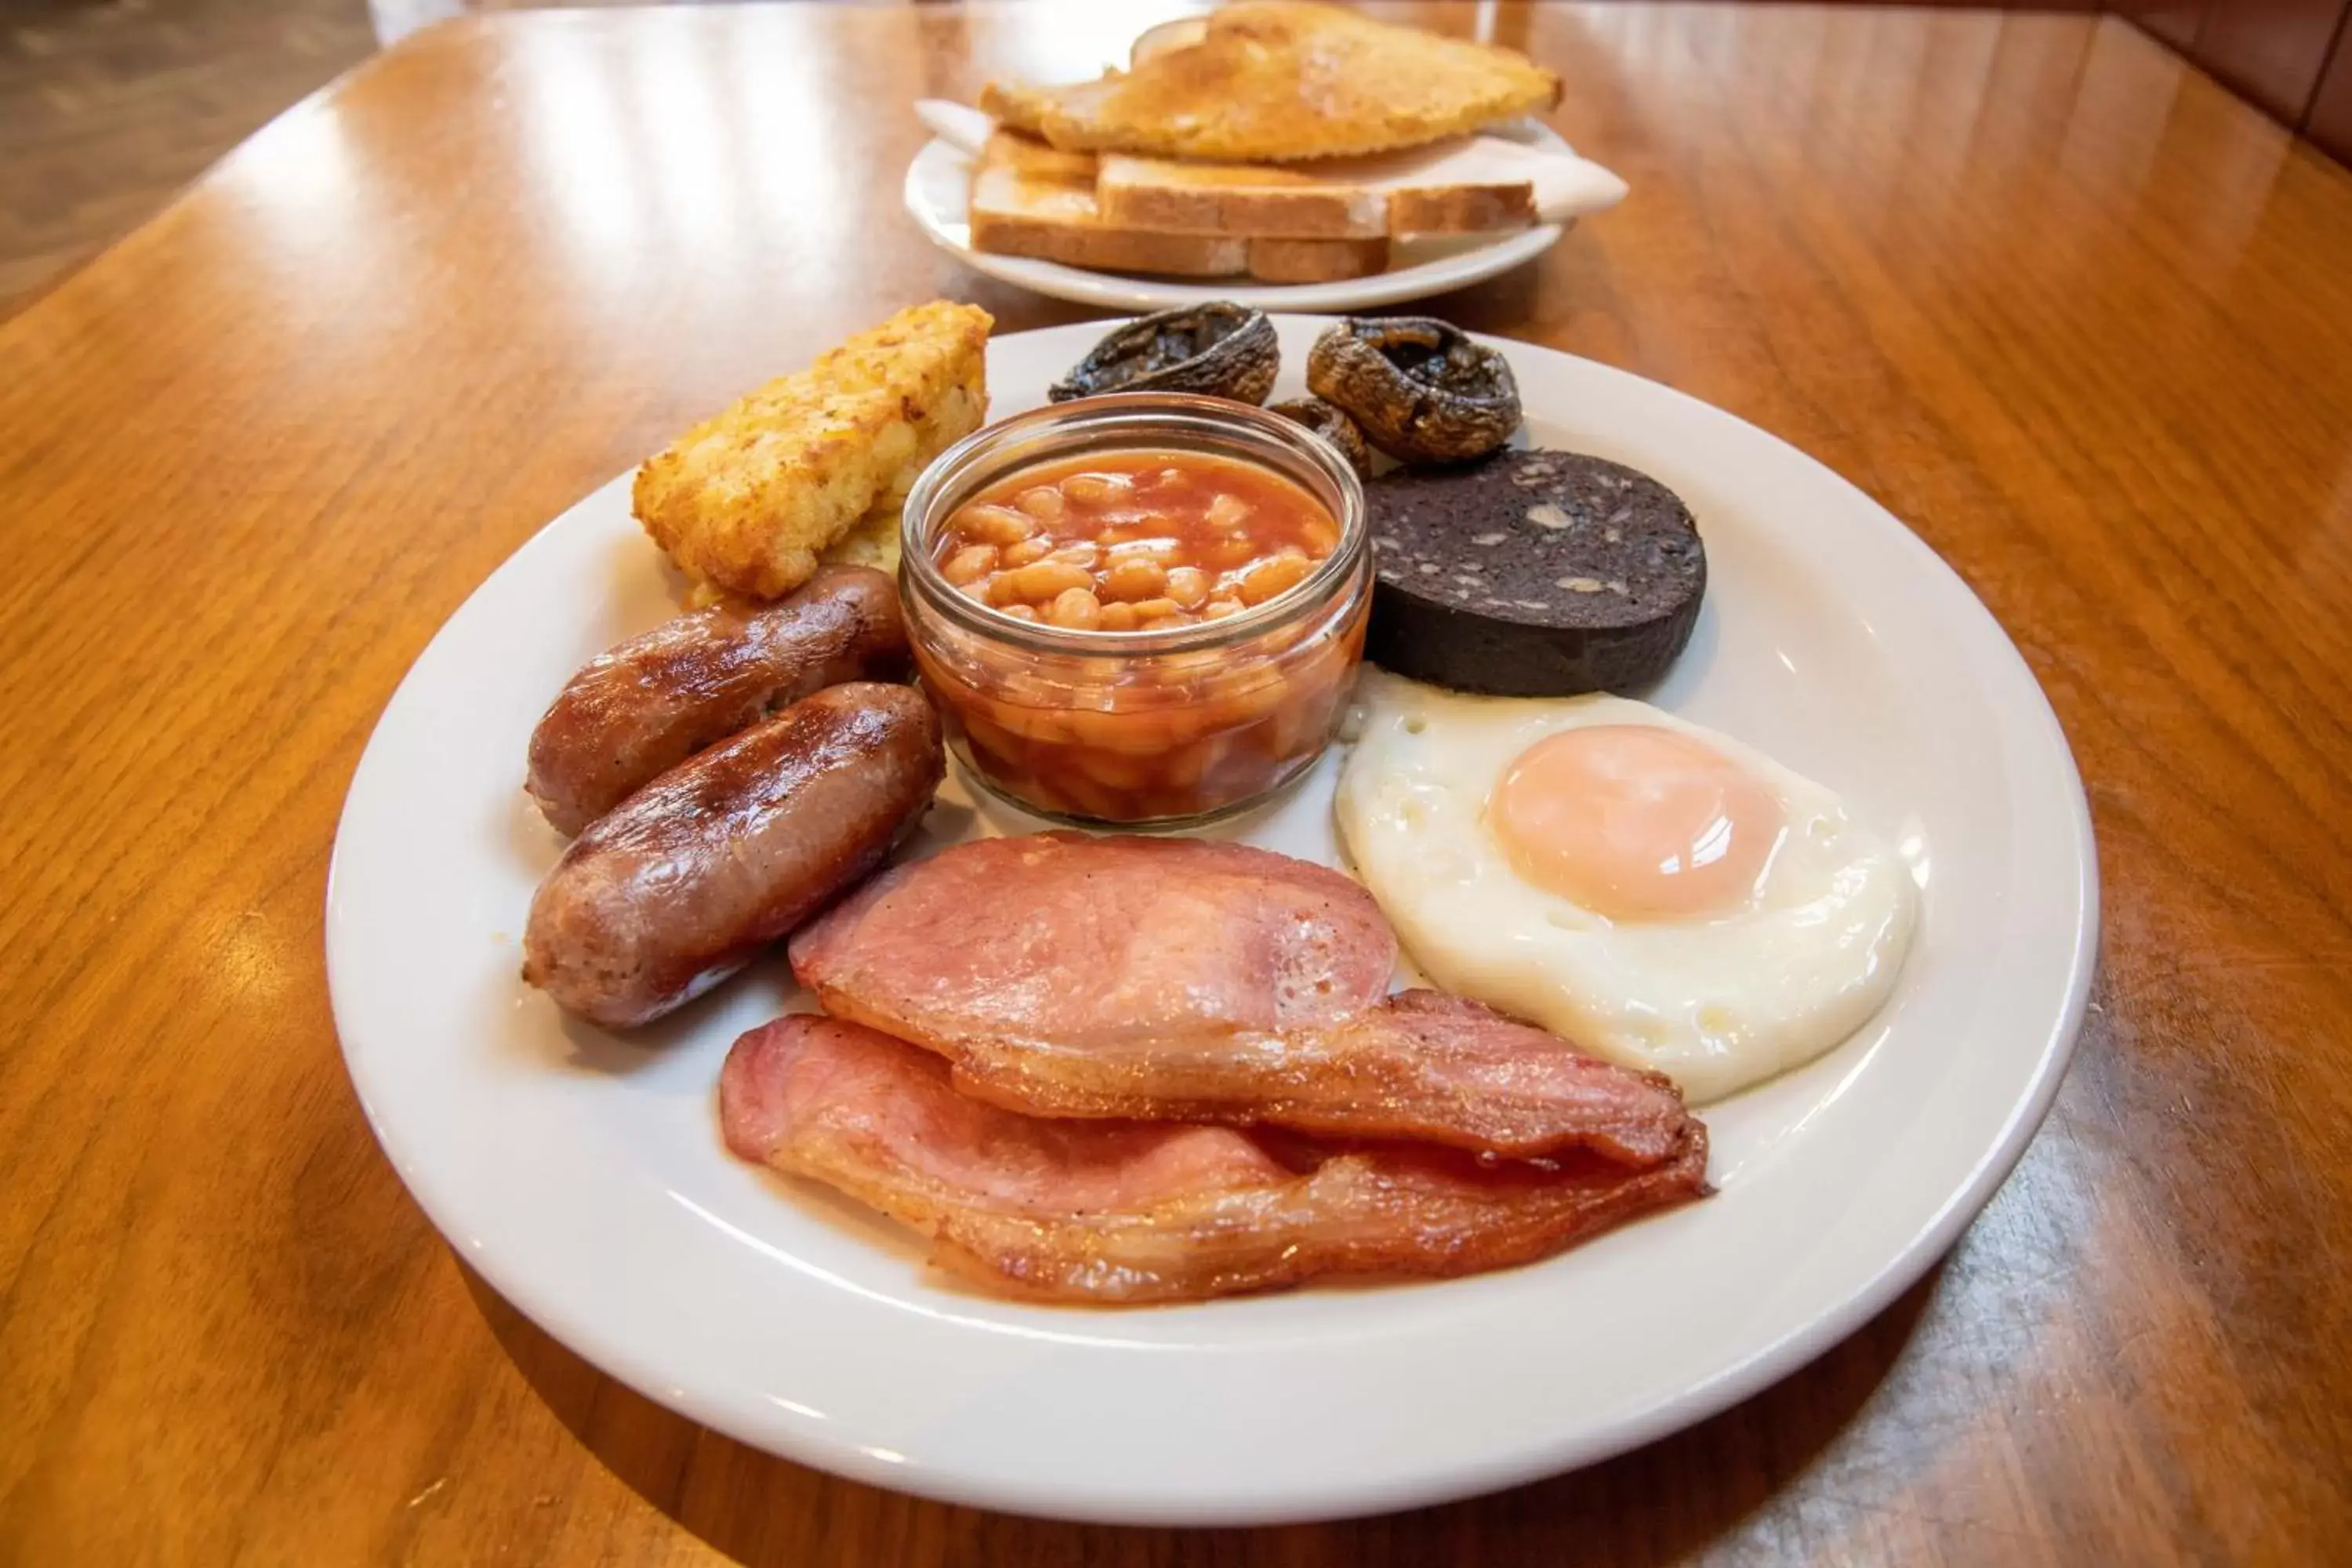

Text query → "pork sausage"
[526,564,909,835]
[522,682,943,1028]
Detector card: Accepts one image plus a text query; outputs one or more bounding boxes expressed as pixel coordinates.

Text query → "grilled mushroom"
[1048,303,1279,405]
[1268,397,1374,479]
[1305,317,1521,465]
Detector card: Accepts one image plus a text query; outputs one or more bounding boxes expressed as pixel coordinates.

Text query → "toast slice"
[970,163,1252,278]
[976,81,1058,142]
[1097,154,1394,241]
[992,2,1562,162]
[969,131,1249,277]
[978,125,1098,183]
[1129,15,1207,65]
[1097,136,1559,240]
[1246,234,1391,283]
[967,131,1390,282]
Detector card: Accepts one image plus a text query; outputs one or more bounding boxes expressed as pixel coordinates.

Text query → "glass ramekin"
[899,392,1370,828]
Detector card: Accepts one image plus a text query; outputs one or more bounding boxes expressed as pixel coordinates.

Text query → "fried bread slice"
[975,79,1056,140]
[987,2,1562,162]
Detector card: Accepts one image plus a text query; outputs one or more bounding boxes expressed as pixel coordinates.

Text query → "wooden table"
[6,3,2351,1561]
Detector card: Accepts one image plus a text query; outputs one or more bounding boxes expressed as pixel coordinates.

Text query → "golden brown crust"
[975,80,1058,140]
[978,127,1098,183]
[630,302,991,601]
[1127,15,1208,65]
[989,2,1563,163]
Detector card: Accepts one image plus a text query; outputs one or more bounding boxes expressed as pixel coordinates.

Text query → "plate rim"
[325,318,2099,1524]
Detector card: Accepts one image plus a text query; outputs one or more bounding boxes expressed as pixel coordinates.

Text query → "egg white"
[1334,670,1918,1104]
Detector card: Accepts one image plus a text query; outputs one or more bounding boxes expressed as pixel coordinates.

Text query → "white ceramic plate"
[325,318,2096,1526]
[902,130,1569,313]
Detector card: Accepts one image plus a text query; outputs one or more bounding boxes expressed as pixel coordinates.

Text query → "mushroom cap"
[1305,317,1521,465]
[1047,303,1280,405]
[1268,397,1374,479]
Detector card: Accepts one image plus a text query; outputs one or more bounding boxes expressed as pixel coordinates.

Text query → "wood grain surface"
[5,3,2352,1563]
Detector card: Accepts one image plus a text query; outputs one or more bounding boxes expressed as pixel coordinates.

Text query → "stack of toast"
[969,129,1609,284]
[963,2,1621,285]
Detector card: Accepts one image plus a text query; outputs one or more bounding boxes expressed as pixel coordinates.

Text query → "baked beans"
[909,439,1370,825]
[935,450,1338,631]
[911,604,1369,824]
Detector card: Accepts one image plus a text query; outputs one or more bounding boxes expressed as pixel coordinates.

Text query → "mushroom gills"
[1048,303,1281,405]
[1305,317,1523,466]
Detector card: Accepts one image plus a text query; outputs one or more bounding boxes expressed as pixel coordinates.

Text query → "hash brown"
[633,301,991,601]
[819,497,907,578]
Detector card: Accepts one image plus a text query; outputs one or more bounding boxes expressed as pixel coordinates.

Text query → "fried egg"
[1334,670,1918,1103]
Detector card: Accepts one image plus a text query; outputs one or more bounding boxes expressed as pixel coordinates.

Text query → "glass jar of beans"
[900,392,1370,826]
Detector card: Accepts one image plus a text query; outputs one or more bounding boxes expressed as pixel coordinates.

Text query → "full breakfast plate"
[325,316,2096,1525]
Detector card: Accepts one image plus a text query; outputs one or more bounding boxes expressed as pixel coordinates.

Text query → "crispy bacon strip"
[787,833,1690,1163]
[720,1015,1710,1304]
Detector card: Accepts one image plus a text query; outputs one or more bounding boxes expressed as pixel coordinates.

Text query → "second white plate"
[902,132,1570,313]
[326,318,2096,1526]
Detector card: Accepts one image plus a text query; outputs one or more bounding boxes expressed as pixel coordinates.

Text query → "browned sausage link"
[525,564,909,836]
[521,683,943,1028]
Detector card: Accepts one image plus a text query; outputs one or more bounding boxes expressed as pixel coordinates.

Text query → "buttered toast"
[982,2,1561,162]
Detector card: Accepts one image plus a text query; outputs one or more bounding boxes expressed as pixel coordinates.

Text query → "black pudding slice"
[1364,450,1705,696]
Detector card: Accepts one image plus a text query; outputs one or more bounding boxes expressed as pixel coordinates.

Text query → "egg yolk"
[1488,725,1784,921]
